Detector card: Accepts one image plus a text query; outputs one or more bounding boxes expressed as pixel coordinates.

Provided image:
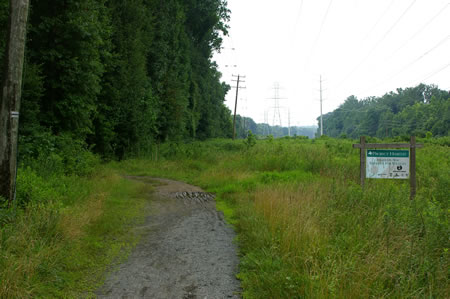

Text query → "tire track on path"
[96,177,241,299]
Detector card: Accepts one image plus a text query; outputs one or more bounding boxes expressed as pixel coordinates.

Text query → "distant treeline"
[0,0,231,159]
[234,115,317,139]
[320,84,450,139]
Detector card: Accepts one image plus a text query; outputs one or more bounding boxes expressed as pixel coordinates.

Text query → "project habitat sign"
[366,150,409,179]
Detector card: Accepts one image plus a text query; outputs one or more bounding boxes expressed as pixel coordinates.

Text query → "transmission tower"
[273,83,282,127]
[268,82,287,128]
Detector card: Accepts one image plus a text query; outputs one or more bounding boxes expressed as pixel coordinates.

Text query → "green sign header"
[367,150,409,158]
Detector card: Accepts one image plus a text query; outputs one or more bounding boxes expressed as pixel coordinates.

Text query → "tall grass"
[118,137,449,298]
[0,166,151,297]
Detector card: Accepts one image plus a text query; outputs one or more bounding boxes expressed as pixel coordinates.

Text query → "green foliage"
[115,138,449,298]
[321,85,450,138]
[26,0,110,137]
[15,167,60,207]
[19,131,99,177]
[234,114,317,139]
[15,0,232,161]
[244,130,256,149]
[0,168,150,297]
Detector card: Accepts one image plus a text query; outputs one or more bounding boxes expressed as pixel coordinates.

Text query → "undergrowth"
[116,137,449,298]
[0,148,150,297]
[1,136,448,298]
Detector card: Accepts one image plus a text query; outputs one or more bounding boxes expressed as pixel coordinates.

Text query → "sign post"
[353,136,423,199]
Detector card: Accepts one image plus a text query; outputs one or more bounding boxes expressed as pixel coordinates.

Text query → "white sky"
[213,0,450,127]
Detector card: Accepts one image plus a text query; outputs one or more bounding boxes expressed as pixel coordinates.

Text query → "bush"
[244,131,257,149]
[19,131,99,176]
[15,167,60,207]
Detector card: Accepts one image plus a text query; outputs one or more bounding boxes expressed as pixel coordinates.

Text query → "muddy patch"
[96,177,241,298]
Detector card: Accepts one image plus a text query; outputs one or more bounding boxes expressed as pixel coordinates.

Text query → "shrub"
[244,131,257,149]
[19,131,99,176]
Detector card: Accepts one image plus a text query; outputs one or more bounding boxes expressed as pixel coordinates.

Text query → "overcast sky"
[213,0,450,127]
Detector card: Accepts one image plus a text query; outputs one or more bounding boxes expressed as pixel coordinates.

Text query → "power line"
[388,2,449,59]
[373,0,417,46]
[361,0,396,44]
[294,0,304,30]
[306,0,333,68]
[362,35,450,93]
[414,61,450,84]
[335,0,417,90]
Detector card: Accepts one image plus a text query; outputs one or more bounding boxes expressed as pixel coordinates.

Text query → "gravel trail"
[96,177,241,299]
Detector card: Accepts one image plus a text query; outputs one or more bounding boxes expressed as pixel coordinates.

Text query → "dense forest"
[0,0,232,160]
[320,84,450,139]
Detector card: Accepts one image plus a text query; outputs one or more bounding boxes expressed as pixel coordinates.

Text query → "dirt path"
[96,177,241,298]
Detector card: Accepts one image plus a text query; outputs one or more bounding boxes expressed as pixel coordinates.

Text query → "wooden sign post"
[353,136,423,199]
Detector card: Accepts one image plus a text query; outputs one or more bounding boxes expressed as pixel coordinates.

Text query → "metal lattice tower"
[272,82,282,127]
[267,82,287,128]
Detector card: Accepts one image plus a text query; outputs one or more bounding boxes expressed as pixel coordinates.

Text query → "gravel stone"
[96,177,241,299]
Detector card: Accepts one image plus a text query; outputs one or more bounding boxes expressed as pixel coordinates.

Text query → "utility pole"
[263,110,269,136]
[242,103,247,137]
[320,75,324,136]
[231,74,246,140]
[0,0,30,205]
[288,109,291,137]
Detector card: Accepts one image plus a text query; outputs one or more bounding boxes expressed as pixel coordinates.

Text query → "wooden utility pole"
[359,136,366,188]
[231,74,245,140]
[410,136,417,200]
[0,0,30,205]
[320,75,323,136]
[288,109,291,137]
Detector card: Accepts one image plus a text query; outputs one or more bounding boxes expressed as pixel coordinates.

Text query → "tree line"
[233,115,317,139]
[319,84,450,139]
[0,0,232,160]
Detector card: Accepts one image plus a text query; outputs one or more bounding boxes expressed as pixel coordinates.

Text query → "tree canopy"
[0,0,232,159]
[319,84,450,138]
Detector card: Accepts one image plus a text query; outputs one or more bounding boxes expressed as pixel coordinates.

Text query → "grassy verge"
[114,137,449,298]
[2,137,447,298]
[0,166,151,298]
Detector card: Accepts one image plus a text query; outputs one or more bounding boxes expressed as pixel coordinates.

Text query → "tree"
[5,0,233,164]
[0,0,30,204]
[319,85,449,138]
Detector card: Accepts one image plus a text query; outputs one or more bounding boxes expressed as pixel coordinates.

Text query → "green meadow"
[117,137,449,298]
[1,137,448,298]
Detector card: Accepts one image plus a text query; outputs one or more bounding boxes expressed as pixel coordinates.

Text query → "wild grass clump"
[117,137,449,298]
[0,160,150,297]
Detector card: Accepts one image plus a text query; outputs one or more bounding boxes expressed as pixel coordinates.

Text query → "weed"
[2,137,448,297]
[113,137,449,298]
[0,168,150,297]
